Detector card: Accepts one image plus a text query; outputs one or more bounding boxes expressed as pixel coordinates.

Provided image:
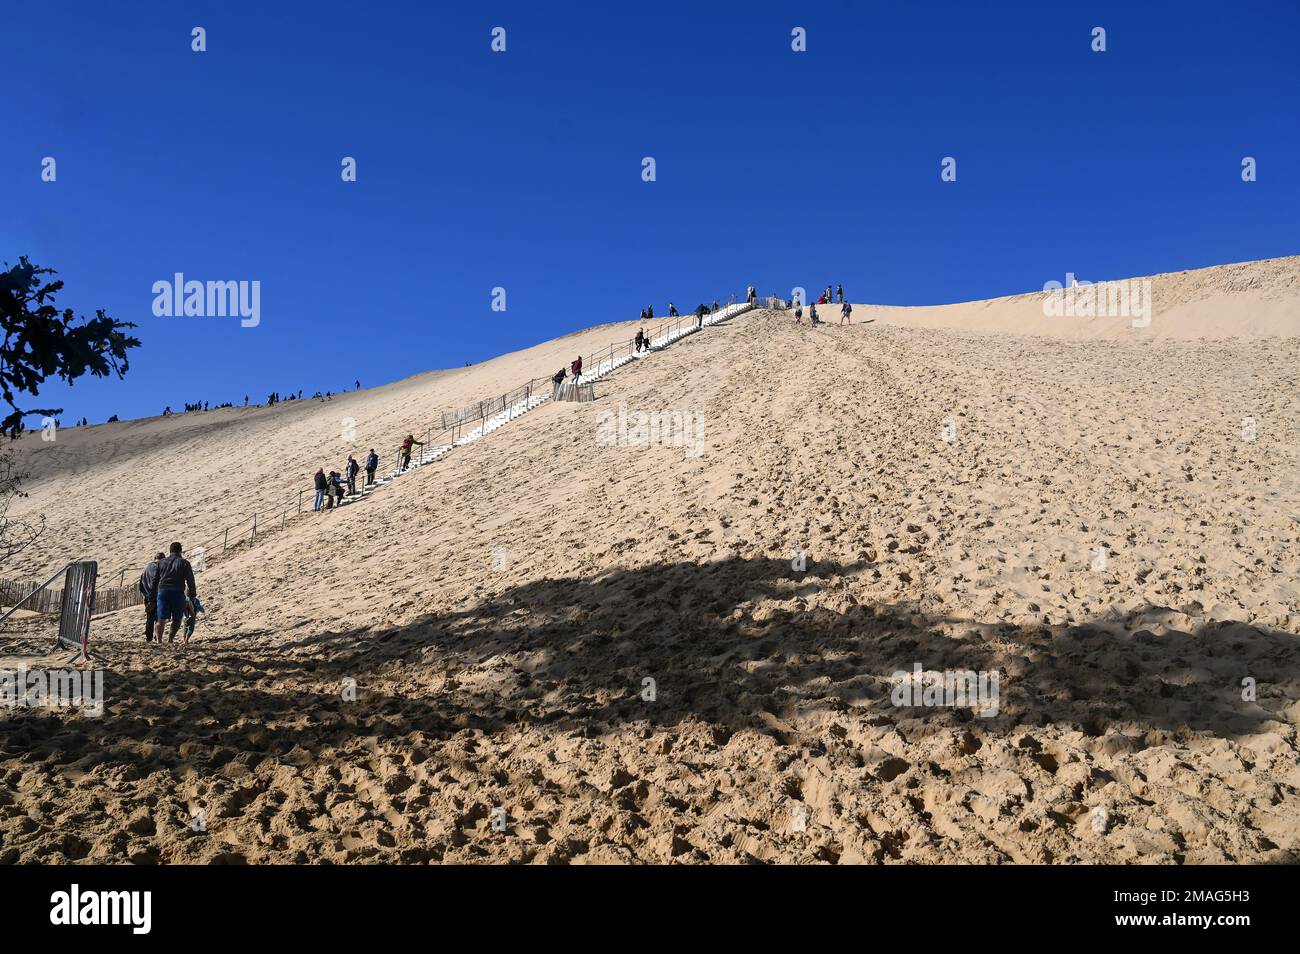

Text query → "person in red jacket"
[399,434,423,471]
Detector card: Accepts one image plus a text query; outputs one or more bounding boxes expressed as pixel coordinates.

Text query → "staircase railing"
[35,294,755,609]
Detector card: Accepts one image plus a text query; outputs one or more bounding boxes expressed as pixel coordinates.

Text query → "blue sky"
[5,0,1298,424]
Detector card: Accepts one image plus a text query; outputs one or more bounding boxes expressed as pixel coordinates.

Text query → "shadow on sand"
[10,556,1296,778]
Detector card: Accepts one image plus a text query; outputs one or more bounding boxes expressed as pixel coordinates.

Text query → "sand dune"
[862,256,1300,339]
[7,318,652,580]
[2,258,1298,864]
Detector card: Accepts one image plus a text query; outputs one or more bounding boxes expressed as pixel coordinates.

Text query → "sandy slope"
[7,318,649,580]
[861,255,1300,339]
[2,258,1299,864]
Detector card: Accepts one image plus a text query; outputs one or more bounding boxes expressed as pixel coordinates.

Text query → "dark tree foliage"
[0,256,140,438]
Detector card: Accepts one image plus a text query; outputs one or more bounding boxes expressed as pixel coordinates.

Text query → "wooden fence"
[0,576,143,617]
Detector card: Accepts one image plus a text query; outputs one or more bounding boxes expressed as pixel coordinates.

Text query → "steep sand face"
[8,318,650,580]
[2,259,1298,864]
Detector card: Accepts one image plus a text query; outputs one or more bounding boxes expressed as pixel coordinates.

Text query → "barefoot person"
[154,542,198,644]
[841,301,853,325]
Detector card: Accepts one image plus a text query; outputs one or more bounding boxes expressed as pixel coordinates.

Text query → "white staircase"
[332,300,753,506]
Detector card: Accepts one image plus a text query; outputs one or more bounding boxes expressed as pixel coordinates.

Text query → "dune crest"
[863,255,1300,339]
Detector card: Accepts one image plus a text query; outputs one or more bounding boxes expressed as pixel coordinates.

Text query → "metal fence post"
[223,528,228,552]
[251,513,256,543]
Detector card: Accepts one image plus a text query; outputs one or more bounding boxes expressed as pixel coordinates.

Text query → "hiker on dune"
[313,468,328,511]
[841,301,853,325]
[400,434,423,471]
[139,551,163,642]
[154,542,198,645]
[365,449,379,486]
[181,595,206,642]
[346,455,360,495]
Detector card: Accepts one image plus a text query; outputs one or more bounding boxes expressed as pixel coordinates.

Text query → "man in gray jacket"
[138,552,164,642]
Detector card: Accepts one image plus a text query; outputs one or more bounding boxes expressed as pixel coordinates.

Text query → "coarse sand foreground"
[2,257,1299,863]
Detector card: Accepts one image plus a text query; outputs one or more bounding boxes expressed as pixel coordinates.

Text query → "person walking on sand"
[139,551,163,642]
[346,455,360,495]
[313,468,328,511]
[841,301,853,325]
[634,329,645,353]
[810,303,820,326]
[668,302,678,317]
[695,303,707,328]
[836,283,844,303]
[794,302,804,323]
[365,449,379,486]
[400,434,423,471]
[154,542,197,644]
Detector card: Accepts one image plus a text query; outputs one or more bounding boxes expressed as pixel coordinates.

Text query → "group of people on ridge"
[792,283,853,325]
[640,300,722,323]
